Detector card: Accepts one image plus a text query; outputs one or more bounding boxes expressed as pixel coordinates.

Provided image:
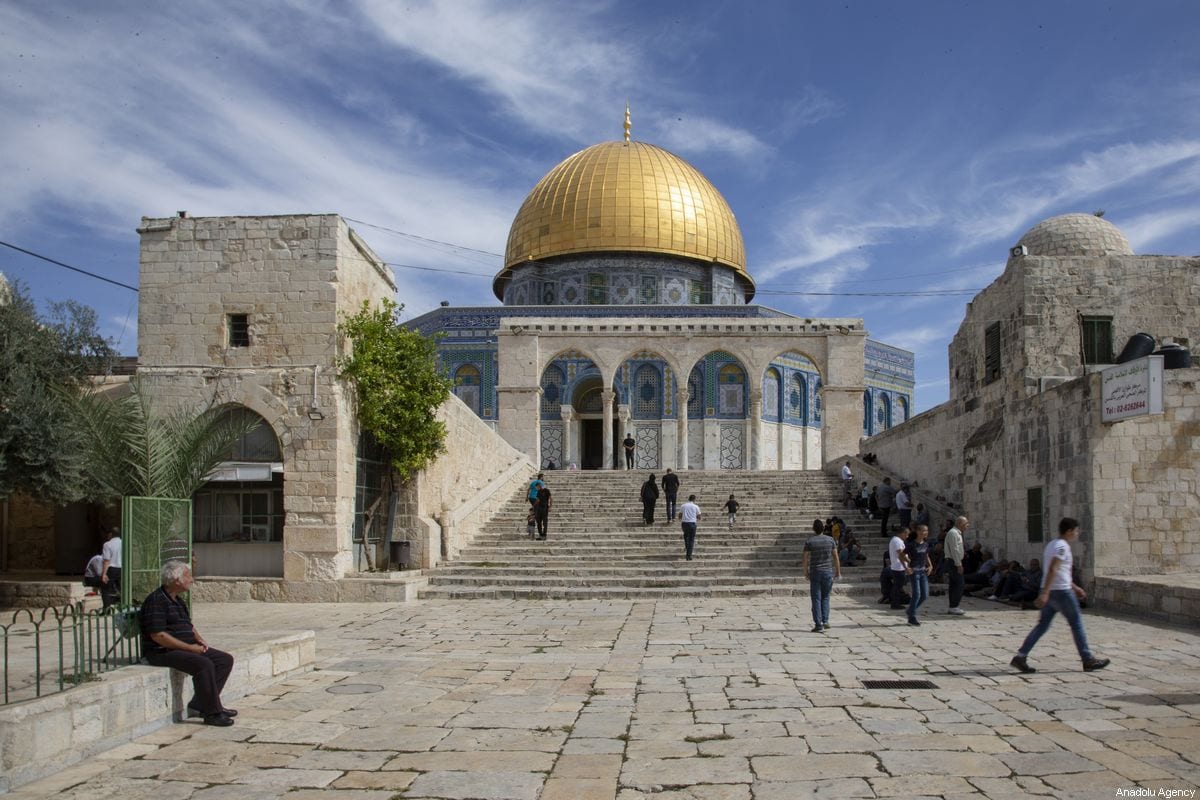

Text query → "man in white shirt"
[1011,517,1110,674]
[944,516,967,615]
[101,527,123,609]
[679,495,701,561]
[896,484,912,528]
[887,529,907,609]
[840,462,853,507]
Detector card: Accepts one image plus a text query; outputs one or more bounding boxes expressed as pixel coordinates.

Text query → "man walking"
[679,494,701,561]
[887,526,908,609]
[100,526,122,609]
[1011,518,1110,673]
[840,461,854,508]
[876,478,896,537]
[662,468,680,522]
[534,483,552,540]
[944,515,967,615]
[804,518,841,632]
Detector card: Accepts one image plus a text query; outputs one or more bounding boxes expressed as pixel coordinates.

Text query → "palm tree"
[68,379,262,605]
[70,379,260,500]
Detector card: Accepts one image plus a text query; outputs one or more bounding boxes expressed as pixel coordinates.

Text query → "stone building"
[862,213,1200,585]
[408,136,914,471]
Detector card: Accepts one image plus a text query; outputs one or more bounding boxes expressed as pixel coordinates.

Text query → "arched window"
[863,390,873,436]
[763,368,780,420]
[790,374,807,424]
[540,364,565,418]
[688,366,704,419]
[219,407,281,461]
[813,378,823,423]
[454,364,481,415]
[877,394,892,430]
[634,364,661,419]
[899,396,910,422]
[717,363,745,416]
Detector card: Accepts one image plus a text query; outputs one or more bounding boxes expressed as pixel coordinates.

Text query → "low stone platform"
[1094,573,1200,627]
[0,626,316,793]
[0,576,92,610]
[191,572,429,603]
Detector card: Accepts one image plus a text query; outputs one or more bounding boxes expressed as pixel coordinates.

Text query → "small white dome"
[1017,213,1133,257]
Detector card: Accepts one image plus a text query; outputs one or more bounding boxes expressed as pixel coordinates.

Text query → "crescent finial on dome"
[624,102,631,142]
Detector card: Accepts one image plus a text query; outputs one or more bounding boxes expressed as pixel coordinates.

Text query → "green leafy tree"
[338,298,451,477]
[0,279,115,503]
[69,380,261,500]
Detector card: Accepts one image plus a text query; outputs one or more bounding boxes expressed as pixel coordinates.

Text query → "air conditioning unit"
[1038,376,1072,392]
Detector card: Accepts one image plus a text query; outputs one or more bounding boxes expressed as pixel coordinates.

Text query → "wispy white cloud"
[649,114,772,163]
[1120,206,1200,254]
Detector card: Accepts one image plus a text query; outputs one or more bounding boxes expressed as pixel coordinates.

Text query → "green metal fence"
[1,603,141,706]
[122,496,192,607]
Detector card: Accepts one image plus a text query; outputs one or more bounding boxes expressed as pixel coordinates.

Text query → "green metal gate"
[120,497,192,607]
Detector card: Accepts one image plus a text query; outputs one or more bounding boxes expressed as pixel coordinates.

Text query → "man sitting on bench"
[140,560,237,727]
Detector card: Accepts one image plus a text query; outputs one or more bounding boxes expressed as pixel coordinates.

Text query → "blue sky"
[3,1,1199,412]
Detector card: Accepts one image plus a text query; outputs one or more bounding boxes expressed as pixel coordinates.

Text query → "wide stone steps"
[419,469,892,600]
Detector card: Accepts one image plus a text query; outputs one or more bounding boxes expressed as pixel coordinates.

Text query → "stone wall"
[863,368,1200,578]
[397,393,532,569]
[1,494,55,572]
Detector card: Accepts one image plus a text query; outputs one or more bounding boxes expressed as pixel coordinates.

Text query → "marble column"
[617,405,631,470]
[560,406,574,468]
[747,388,763,470]
[601,389,616,470]
[676,387,690,470]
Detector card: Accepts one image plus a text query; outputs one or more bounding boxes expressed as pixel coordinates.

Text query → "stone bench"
[0,629,315,793]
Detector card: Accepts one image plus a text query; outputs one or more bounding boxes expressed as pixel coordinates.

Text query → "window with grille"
[791,375,807,424]
[1027,487,1044,543]
[228,314,250,347]
[763,369,780,419]
[984,322,1002,384]
[634,364,661,418]
[1081,316,1113,365]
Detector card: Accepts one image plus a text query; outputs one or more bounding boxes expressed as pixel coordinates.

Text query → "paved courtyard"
[5,595,1199,799]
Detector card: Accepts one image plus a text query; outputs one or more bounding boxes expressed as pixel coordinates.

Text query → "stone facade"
[858,217,1200,582]
[137,214,396,582]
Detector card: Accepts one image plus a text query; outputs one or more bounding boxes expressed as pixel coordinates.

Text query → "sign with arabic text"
[1101,355,1163,423]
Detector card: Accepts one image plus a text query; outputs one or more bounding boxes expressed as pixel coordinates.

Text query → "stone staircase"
[419,470,890,600]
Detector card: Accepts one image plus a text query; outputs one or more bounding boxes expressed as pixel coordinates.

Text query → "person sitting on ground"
[963,549,998,593]
[856,481,870,512]
[839,529,864,566]
[141,561,237,727]
[962,542,983,575]
[993,559,1041,604]
[971,559,1015,597]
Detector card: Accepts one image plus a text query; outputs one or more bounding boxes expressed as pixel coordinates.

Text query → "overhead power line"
[343,216,503,259]
[0,240,140,292]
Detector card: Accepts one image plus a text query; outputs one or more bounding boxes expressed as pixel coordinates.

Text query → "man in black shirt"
[661,469,680,522]
[140,561,236,726]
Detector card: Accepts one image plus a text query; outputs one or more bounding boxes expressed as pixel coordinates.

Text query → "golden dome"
[498,140,749,296]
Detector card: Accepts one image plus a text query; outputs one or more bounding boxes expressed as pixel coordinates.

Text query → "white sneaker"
[987,595,999,601]
[947,607,965,615]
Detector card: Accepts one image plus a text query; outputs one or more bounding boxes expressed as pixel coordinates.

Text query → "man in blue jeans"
[1011,517,1110,673]
[803,519,841,633]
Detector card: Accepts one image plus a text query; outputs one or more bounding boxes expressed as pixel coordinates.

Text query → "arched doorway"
[573,378,618,469]
[192,406,284,577]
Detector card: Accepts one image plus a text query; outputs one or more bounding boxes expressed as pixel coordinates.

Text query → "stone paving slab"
[4,596,1200,798]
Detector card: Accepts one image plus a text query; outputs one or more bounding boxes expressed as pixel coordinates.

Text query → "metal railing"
[1,603,141,706]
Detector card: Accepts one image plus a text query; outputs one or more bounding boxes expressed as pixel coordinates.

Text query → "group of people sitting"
[817,516,868,567]
[877,526,1045,610]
